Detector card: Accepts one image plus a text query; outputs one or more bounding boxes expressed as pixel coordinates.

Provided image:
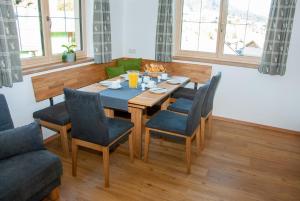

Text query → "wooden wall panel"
[31,61,116,102]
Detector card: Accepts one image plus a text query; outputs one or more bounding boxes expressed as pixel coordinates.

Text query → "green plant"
[62,43,77,54]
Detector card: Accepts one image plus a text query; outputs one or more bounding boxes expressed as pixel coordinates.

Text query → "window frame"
[174,0,266,67]
[19,0,87,69]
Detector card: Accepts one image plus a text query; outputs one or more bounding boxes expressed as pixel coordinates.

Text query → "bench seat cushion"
[146,110,189,136]
[171,87,197,100]
[168,98,193,114]
[33,102,70,126]
[0,150,62,201]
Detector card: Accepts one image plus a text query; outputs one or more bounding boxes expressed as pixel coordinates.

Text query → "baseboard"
[213,116,300,136]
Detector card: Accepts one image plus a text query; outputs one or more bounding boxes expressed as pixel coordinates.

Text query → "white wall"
[122,0,300,132]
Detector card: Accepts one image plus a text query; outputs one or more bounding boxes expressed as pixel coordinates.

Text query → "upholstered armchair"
[0,94,63,201]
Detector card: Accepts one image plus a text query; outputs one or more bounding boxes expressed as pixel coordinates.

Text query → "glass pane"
[224,24,247,55]
[49,0,65,18]
[182,0,201,22]
[66,19,82,50]
[198,23,218,53]
[49,0,82,54]
[181,0,221,53]
[13,0,40,17]
[13,0,44,59]
[181,22,199,51]
[224,0,271,56]
[51,18,68,54]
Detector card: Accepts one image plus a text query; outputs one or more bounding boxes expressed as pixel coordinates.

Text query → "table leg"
[129,107,144,159]
[104,108,114,118]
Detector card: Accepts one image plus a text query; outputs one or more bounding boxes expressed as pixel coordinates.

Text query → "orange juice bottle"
[128,70,139,88]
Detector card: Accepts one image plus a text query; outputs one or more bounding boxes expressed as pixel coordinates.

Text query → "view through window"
[13,0,83,61]
[178,0,271,61]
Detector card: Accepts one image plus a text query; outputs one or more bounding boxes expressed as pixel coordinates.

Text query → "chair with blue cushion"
[33,101,71,157]
[144,84,209,173]
[0,94,62,201]
[168,72,222,147]
[63,88,134,188]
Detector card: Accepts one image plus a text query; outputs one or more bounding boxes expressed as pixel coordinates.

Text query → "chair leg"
[48,187,60,201]
[200,117,206,150]
[144,128,151,162]
[207,113,213,138]
[72,139,78,177]
[60,126,70,157]
[196,125,201,154]
[185,137,192,174]
[129,132,134,162]
[103,147,110,188]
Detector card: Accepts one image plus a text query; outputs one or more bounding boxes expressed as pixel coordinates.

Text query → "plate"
[108,85,122,90]
[100,81,113,86]
[149,87,168,94]
[120,74,128,80]
[167,79,181,85]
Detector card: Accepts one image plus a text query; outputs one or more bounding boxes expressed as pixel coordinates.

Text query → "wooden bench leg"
[60,126,70,157]
[103,147,110,188]
[48,187,60,201]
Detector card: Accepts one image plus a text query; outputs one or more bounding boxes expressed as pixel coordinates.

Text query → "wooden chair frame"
[144,126,201,174]
[38,120,71,157]
[72,129,134,188]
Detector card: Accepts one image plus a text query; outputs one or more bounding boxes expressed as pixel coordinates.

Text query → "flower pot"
[62,52,76,63]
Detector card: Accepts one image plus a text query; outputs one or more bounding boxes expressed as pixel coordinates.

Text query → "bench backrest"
[31,58,212,102]
[142,59,212,84]
[31,61,115,102]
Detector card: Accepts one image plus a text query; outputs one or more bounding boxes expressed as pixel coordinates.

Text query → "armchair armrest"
[0,122,45,160]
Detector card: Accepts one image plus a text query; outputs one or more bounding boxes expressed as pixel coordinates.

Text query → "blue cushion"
[33,102,70,126]
[168,98,193,114]
[0,150,62,201]
[146,110,190,136]
[171,87,197,100]
[0,94,14,131]
[107,118,134,145]
[0,122,44,160]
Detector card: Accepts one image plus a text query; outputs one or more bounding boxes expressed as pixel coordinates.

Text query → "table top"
[80,75,190,109]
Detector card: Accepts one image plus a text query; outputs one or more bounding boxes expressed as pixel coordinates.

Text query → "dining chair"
[64,88,134,188]
[144,84,209,173]
[168,72,222,147]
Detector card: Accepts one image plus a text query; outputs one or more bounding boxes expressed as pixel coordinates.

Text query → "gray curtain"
[0,0,22,88]
[155,0,173,62]
[93,0,112,64]
[259,0,297,76]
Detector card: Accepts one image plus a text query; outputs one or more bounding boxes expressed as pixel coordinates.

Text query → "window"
[175,0,271,66]
[13,0,86,67]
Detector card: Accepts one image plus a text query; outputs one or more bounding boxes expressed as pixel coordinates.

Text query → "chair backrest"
[185,83,209,135]
[64,88,110,146]
[0,94,14,131]
[201,72,222,117]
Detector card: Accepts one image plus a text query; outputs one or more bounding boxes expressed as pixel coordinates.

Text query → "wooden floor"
[46,119,300,201]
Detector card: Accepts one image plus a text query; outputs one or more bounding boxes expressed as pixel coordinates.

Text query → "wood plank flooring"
[46,119,300,201]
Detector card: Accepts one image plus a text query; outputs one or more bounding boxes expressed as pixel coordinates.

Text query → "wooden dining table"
[80,75,190,159]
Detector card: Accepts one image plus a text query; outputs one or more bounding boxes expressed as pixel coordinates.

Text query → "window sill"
[173,56,259,69]
[22,57,94,75]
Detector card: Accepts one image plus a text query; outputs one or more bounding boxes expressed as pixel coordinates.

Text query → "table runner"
[99,81,143,111]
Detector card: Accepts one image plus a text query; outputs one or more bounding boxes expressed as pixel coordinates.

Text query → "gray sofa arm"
[0,122,45,160]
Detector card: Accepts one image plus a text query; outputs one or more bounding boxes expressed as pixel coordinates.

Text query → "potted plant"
[62,43,77,62]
